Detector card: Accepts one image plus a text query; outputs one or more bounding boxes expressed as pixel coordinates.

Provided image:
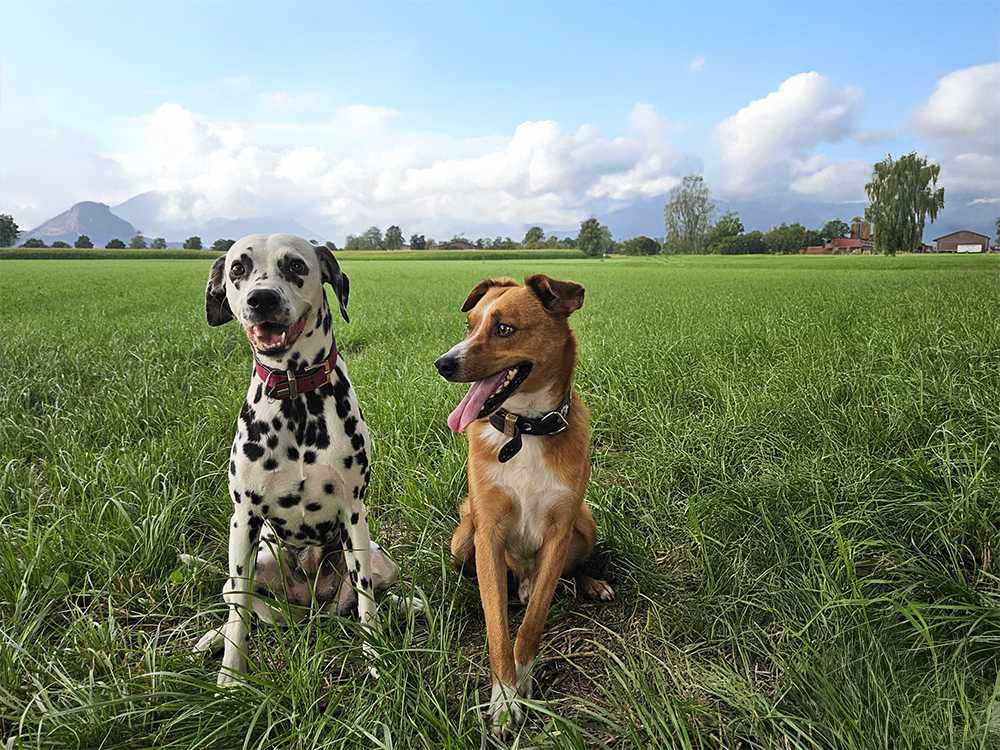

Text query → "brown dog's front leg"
[513,524,572,697]
[474,523,519,734]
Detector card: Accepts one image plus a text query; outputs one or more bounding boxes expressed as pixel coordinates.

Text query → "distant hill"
[21,202,137,246]
[113,191,320,244]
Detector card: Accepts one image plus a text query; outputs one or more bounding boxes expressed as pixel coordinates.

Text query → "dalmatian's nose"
[247,288,281,314]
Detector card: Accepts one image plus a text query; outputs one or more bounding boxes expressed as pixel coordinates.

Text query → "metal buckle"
[286,370,298,399]
[543,410,569,434]
[503,412,518,437]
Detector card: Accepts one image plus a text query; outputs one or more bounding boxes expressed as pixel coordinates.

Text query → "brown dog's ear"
[460,277,518,312]
[315,242,350,323]
[205,255,233,326]
[525,274,584,315]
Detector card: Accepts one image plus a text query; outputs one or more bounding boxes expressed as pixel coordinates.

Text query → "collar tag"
[503,412,518,437]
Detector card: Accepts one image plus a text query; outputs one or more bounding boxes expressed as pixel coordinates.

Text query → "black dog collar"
[488,391,571,463]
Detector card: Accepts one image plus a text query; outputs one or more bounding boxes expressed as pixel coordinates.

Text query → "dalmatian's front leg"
[342,502,381,677]
[218,513,260,686]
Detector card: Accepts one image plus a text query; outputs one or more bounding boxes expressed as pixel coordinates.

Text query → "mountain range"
[21,192,319,247]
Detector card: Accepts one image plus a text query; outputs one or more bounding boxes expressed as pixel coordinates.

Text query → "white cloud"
[331,104,402,130]
[716,72,862,194]
[258,90,331,112]
[103,102,689,237]
[914,62,1000,196]
[789,157,870,201]
[688,56,706,73]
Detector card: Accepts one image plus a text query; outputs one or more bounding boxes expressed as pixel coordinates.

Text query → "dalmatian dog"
[194,233,415,684]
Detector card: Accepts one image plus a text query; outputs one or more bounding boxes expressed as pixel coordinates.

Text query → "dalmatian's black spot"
[236,565,243,575]
[271,517,286,526]
[304,421,317,446]
[232,520,238,528]
[229,460,236,475]
[336,400,350,418]
[243,443,264,461]
[263,458,278,471]
[344,416,358,436]
[324,482,334,494]
[257,420,271,435]
[351,433,364,451]
[232,491,241,504]
[343,456,353,470]
[350,570,358,584]
[315,425,330,450]
[353,486,360,499]
[360,577,370,590]
[267,434,279,449]
[287,446,299,460]
[350,512,359,525]
[261,504,269,516]
[248,491,263,505]
[277,254,308,288]
[299,523,316,538]
[278,494,301,508]
[303,450,316,464]
[254,385,262,404]
[306,502,323,512]
[355,448,368,468]
[271,417,282,431]
[306,391,324,415]
[355,559,361,572]
[319,382,336,398]
[332,377,349,401]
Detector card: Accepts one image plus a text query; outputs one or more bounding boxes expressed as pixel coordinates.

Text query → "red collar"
[253,344,338,399]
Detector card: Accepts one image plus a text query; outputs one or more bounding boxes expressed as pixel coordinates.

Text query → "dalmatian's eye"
[290,259,308,275]
[495,322,515,338]
[230,261,245,277]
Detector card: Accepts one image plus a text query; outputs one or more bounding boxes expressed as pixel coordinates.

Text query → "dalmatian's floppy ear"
[205,255,233,326]
[315,242,350,323]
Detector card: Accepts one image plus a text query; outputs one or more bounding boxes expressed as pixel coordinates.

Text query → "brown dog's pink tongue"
[447,371,507,433]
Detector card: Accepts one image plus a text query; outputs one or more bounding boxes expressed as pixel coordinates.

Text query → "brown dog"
[435,274,613,735]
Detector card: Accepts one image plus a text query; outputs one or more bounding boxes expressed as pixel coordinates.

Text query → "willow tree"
[864,153,945,256]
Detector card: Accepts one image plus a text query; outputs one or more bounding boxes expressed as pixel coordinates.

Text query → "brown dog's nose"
[435,355,458,380]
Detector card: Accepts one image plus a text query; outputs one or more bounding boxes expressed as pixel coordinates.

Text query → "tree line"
[0,153,993,255]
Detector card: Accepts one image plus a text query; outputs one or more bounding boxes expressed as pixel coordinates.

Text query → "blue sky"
[2,1,998,238]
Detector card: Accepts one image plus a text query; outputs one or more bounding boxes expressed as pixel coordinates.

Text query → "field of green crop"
[1,254,998,749]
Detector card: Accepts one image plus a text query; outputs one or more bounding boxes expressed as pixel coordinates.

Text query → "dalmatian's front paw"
[216,667,246,688]
[489,680,524,737]
[363,641,381,679]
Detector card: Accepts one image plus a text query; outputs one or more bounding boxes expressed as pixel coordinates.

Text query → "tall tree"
[74,235,94,249]
[384,225,404,249]
[578,218,613,257]
[865,153,945,256]
[409,233,426,250]
[183,236,203,250]
[523,226,544,247]
[0,214,19,247]
[150,237,167,249]
[995,216,1000,247]
[362,226,383,250]
[212,238,235,253]
[129,233,147,249]
[664,175,715,253]
[820,219,850,241]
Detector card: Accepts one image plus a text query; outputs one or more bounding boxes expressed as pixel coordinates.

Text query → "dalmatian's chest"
[226,359,370,547]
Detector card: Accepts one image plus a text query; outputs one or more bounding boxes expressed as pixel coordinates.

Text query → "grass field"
[1,254,999,749]
[0,247,585,262]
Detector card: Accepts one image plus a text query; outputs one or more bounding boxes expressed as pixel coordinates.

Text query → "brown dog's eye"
[495,322,515,338]
[230,261,245,277]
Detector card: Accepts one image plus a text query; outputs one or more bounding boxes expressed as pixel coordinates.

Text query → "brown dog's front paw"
[579,575,615,601]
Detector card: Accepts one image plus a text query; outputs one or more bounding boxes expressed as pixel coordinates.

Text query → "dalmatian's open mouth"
[246,309,310,355]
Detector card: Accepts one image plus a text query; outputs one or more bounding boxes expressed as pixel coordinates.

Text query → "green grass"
[1,254,998,749]
[0,247,585,262]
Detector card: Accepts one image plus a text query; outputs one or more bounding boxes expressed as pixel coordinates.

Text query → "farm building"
[801,221,873,254]
[933,230,990,253]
